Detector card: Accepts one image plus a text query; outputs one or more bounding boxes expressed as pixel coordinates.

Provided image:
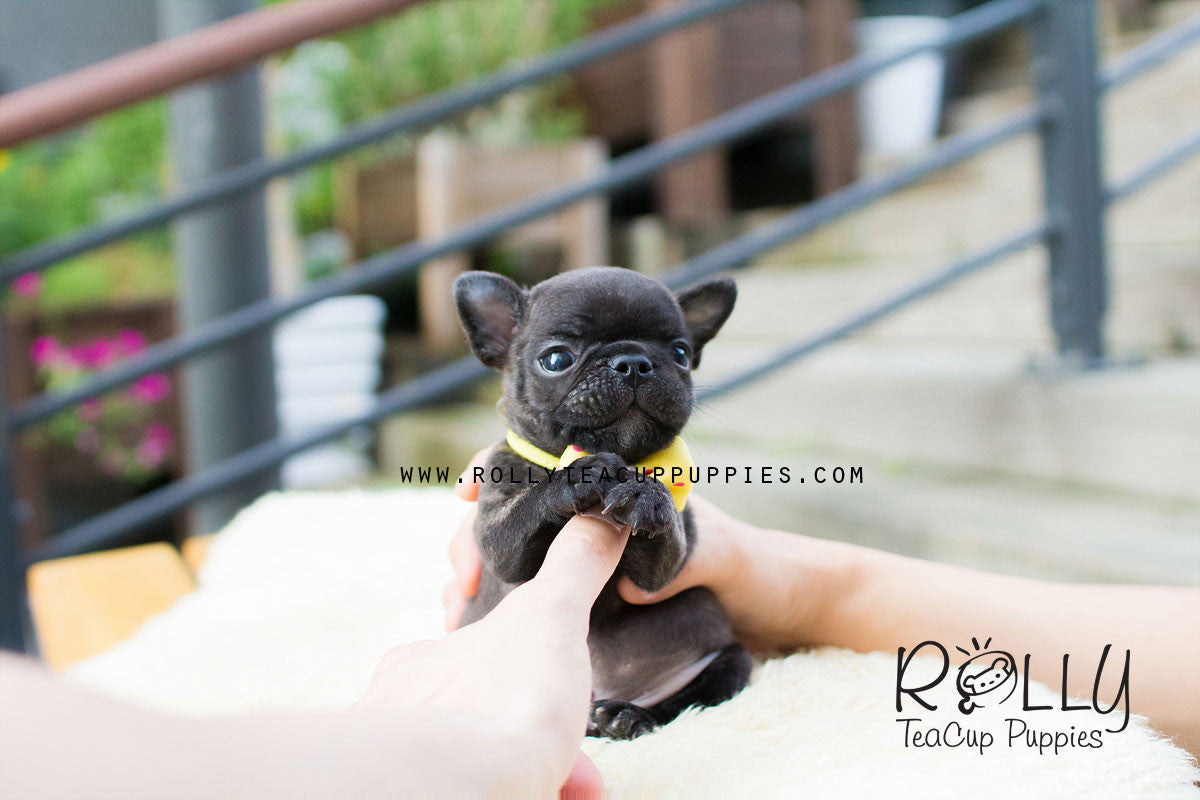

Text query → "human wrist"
[681,502,876,652]
[795,535,873,650]
[702,501,754,597]
[804,538,915,654]
[768,530,858,650]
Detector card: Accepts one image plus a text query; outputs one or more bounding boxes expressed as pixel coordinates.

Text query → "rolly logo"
[955,637,1017,713]
[896,637,1131,734]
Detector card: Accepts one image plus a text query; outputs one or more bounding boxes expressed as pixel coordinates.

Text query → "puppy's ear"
[454,271,525,368]
[676,278,736,366]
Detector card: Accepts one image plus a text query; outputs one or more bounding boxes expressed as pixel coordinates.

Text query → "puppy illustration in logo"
[956,637,1017,714]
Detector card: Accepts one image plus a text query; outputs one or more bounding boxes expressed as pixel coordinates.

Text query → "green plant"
[273,0,615,235]
[0,0,616,287]
[0,99,167,256]
[322,0,603,133]
[1,99,175,309]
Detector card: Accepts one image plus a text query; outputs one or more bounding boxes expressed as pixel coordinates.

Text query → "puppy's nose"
[609,353,654,382]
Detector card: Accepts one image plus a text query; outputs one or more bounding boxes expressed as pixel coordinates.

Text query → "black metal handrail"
[29,102,1047,563]
[2,0,1199,653]
[1107,126,1200,202]
[697,222,1054,398]
[0,0,754,284]
[6,0,1042,431]
[1101,11,1200,89]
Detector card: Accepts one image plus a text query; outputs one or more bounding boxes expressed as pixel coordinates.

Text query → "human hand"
[447,449,847,653]
[362,511,627,796]
[446,448,742,633]
[616,493,849,653]
[443,448,490,631]
[444,449,735,631]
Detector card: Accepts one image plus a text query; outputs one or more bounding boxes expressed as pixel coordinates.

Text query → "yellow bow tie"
[505,430,694,511]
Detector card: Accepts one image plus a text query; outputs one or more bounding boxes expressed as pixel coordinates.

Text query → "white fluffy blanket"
[69,490,1198,798]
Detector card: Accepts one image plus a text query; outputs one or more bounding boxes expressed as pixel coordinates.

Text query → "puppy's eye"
[538,348,575,373]
[670,343,691,369]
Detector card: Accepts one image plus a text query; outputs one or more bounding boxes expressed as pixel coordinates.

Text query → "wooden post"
[803,0,859,196]
[416,133,471,355]
[561,140,609,269]
[651,0,729,227]
[416,135,610,351]
[2,316,49,551]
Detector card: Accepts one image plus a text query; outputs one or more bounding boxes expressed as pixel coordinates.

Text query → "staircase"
[690,8,1200,585]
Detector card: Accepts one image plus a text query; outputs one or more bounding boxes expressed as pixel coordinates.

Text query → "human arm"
[619,496,1200,756]
[448,462,1200,756]
[447,458,851,655]
[0,513,627,799]
[0,658,550,799]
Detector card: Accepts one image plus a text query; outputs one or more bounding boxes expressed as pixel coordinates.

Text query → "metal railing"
[2,0,1198,652]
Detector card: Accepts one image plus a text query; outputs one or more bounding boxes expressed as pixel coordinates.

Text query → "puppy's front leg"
[603,479,689,593]
[476,448,627,584]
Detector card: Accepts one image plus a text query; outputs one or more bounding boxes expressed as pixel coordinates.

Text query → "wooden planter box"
[573,0,858,222]
[335,134,609,353]
[2,300,185,549]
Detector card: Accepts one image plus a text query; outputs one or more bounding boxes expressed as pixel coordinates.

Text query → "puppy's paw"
[558,452,627,514]
[588,700,658,740]
[601,478,676,539]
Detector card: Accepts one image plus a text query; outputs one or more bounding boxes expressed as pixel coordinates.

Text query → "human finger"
[559,751,604,799]
[449,507,482,598]
[532,514,629,618]
[454,447,494,501]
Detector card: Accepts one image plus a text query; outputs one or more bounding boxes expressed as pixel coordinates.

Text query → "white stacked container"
[274,295,388,489]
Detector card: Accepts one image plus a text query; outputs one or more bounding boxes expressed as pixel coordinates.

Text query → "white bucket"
[855,16,951,158]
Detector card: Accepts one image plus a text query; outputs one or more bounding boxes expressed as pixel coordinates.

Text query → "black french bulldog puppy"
[454,266,751,740]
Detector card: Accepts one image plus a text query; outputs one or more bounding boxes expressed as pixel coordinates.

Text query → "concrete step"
[691,16,1200,356]
[695,344,1200,502]
[366,374,1199,585]
[709,246,1200,357]
[691,442,1200,586]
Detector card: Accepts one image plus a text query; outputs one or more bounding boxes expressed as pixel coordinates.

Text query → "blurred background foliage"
[0,99,172,310]
[1,0,614,308]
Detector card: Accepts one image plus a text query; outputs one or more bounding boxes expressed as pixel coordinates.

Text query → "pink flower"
[77,398,103,423]
[74,339,116,368]
[115,330,146,356]
[11,272,42,298]
[130,374,171,404]
[135,441,165,470]
[29,335,61,367]
[144,423,173,448]
[135,425,173,470]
